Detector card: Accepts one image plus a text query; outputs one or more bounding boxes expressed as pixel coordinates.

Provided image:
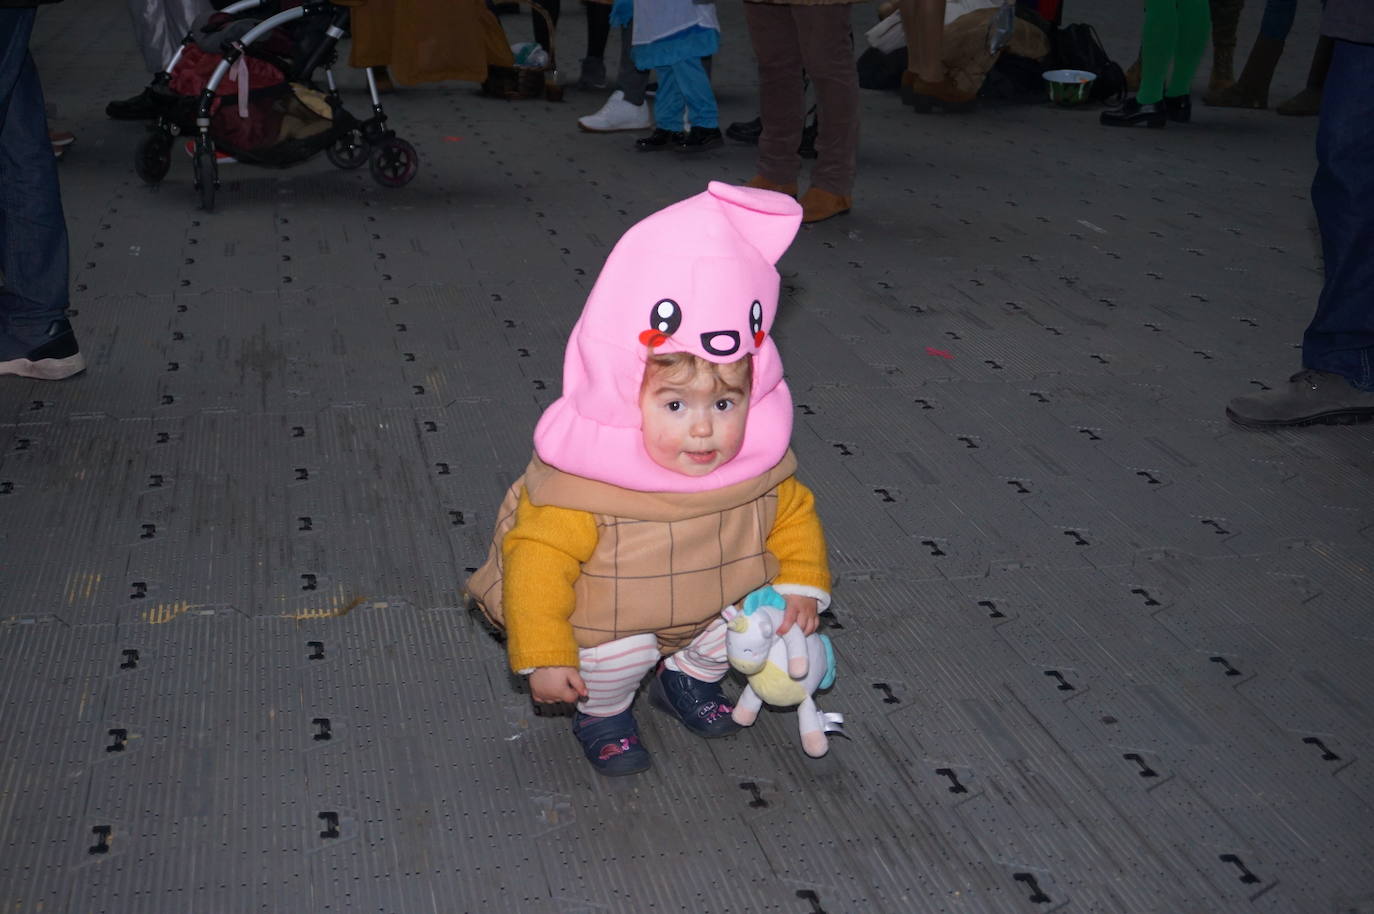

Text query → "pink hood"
[533,182,803,493]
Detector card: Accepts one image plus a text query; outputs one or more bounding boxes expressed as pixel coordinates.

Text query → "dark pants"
[0,9,70,352]
[743,2,859,196]
[1303,39,1374,390]
[615,24,649,105]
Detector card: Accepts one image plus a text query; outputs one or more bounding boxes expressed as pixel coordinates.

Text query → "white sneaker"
[578,90,653,133]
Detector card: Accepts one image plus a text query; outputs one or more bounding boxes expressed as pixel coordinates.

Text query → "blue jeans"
[0,8,70,351]
[1302,39,1374,390]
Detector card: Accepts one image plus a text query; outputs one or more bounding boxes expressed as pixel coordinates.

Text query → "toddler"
[467,183,831,775]
[611,0,723,151]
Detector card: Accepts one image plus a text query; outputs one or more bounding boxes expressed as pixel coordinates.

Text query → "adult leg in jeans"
[1302,39,1374,390]
[0,10,82,380]
[1226,39,1374,427]
[744,2,804,189]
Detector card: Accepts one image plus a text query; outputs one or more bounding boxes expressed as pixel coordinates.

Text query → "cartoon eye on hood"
[638,299,682,348]
[749,300,764,347]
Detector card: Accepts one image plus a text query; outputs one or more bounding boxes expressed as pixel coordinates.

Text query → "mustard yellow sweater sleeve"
[501,490,599,672]
[768,477,832,599]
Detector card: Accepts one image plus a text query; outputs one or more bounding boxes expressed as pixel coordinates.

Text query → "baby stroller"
[134,0,418,211]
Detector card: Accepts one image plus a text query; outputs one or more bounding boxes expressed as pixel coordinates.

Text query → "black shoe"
[1100,97,1167,128]
[1164,94,1191,122]
[572,709,652,776]
[635,127,684,151]
[675,126,723,153]
[106,86,173,121]
[0,318,85,380]
[726,116,762,144]
[648,664,741,738]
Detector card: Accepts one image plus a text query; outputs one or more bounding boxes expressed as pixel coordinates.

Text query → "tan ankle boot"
[799,187,851,224]
[744,175,798,197]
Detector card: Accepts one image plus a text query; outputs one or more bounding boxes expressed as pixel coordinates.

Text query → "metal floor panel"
[4,0,1373,910]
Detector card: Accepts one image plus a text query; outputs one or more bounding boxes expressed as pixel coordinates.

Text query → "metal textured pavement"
[3,1,1373,912]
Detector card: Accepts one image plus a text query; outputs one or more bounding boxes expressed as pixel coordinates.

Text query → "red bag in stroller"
[169,42,291,152]
[167,12,334,159]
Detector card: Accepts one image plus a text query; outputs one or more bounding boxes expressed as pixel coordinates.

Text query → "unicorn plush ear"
[706,181,802,267]
[742,585,787,615]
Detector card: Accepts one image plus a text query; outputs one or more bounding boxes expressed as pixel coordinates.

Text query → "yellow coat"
[466,452,831,672]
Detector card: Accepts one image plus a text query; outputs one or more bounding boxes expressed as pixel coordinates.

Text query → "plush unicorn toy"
[722,585,842,758]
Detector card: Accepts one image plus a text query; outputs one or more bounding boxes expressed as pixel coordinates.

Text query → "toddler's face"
[639,366,750,477]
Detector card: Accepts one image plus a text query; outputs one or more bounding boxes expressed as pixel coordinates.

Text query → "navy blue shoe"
[648,665,741,738]
[572,709,651,776]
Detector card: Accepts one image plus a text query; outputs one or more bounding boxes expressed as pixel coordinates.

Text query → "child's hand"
[775,594,819,637]
[528,666,588,704]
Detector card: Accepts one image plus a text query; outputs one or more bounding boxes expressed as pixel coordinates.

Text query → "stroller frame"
[136,0,418,211]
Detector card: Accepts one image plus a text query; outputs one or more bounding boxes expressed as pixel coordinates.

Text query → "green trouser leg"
[1167,0,1212,96]
[1140,0,1213,103]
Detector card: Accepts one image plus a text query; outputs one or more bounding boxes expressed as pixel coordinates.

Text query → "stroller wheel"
[192,145,218,212]
[135,131,173,185]
[326,132,369,170]
[369,137,418,188]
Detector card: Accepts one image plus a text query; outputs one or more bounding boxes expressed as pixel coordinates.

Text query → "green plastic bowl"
[1044,69,1096,106]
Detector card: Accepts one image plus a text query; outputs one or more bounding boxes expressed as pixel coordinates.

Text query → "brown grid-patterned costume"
[466,450,829,671]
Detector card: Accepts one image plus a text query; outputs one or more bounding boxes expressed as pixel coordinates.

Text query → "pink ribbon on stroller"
[231,49,250,118]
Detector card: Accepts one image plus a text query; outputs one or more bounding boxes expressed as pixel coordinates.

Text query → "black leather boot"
[1100,97,1167,128]
[675,126,723,153]
[1164,94,1191,122]
[634,127,684,151]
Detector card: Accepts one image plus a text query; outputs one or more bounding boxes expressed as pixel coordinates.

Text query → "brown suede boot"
[744,175,798,197]
[799,187,851,224]
[1203,34,1284,108]
[1277,35,1333,116]
[1276,87,1322,116]
[900,71,976,113]
[1124,57,1141,93]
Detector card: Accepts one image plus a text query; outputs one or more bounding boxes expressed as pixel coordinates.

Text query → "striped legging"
[577,620,730,717]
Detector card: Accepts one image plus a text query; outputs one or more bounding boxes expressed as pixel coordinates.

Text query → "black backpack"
[1050,23,1127,103]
